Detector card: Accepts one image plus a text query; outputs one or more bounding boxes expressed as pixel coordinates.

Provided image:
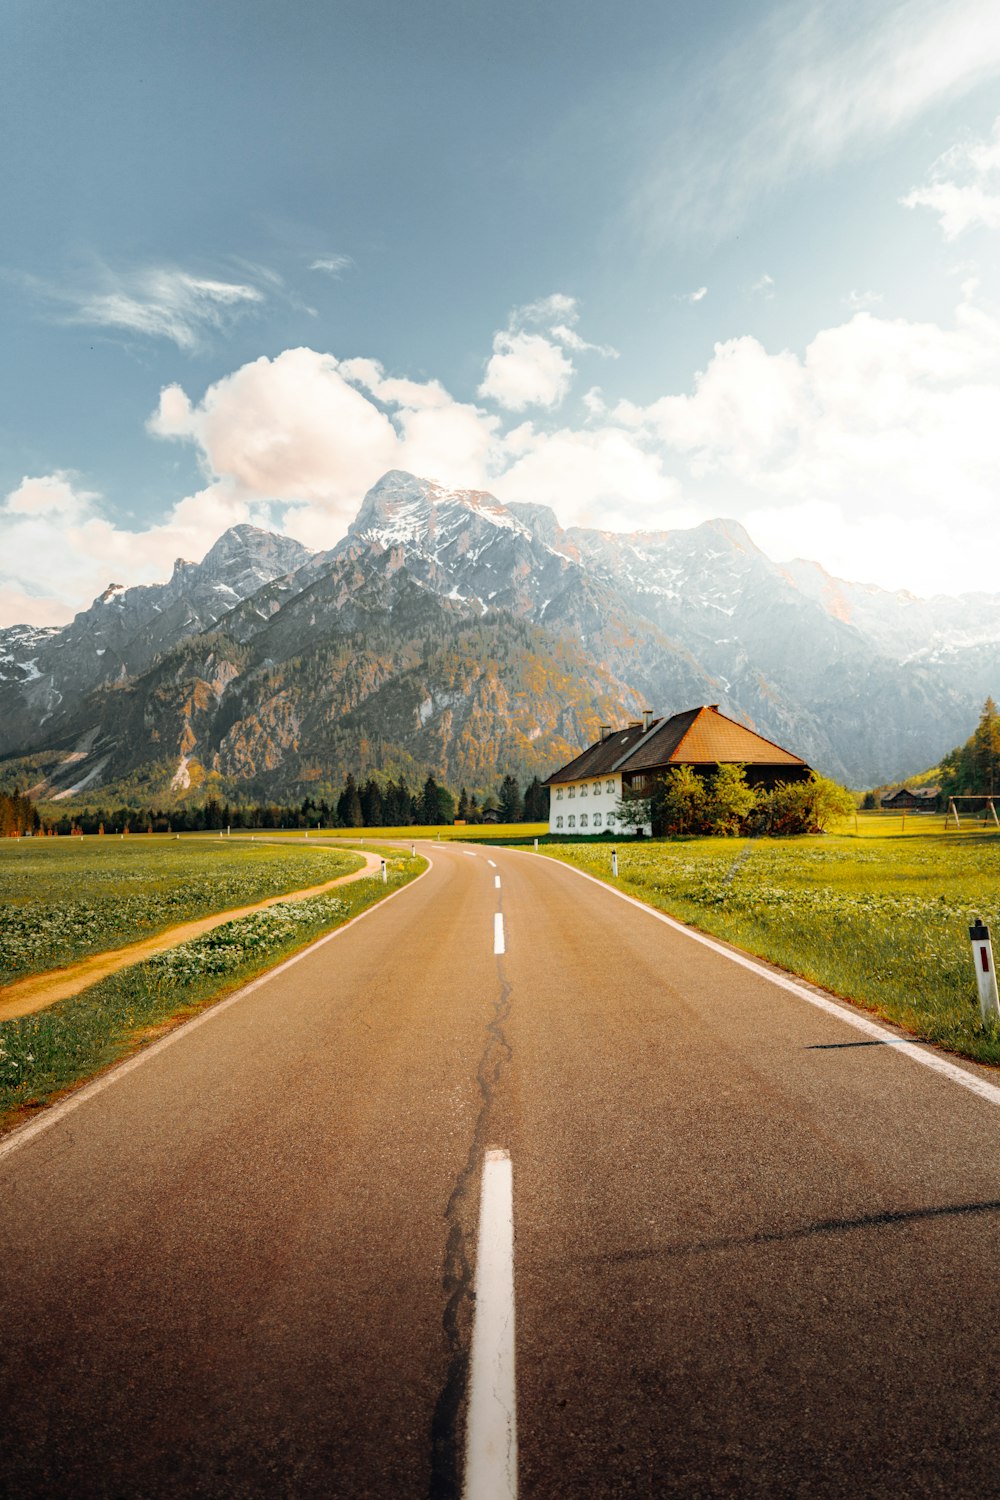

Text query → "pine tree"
[498,774,523,822]
[523,776,548,820]
[420,775,440,825]
[361,777,384,827]
[458,786,469,820]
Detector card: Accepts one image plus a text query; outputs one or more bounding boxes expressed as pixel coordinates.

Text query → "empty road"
[2,841,1000,1498]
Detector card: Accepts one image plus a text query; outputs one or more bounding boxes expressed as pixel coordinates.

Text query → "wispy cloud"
[751,273,776,300]
[843,288,884,311]
[637,0,1000,241]
[902,116,1000,237]
[681,286,708,304]
[24,262,266,350]
[309,254,354,276]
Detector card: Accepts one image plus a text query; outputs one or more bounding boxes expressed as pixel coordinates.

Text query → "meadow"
[0,835,363,983]
[541,828,1000,1066]
[0,846,424,1127]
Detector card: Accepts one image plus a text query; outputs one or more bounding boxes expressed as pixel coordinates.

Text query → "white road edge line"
[0,856,436,1165]
[495,876,501,890]
[494,912,505,955]
[463,1148,517,1500]
[509,849,1000,1111]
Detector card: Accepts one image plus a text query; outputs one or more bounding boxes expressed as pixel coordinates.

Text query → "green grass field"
[0,835,363,983]
[541,829,1000,1066]
[0,847,425,1129]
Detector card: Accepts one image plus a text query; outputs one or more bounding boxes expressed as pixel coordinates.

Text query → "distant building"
[880,786,940,811]
[544,704,811,836]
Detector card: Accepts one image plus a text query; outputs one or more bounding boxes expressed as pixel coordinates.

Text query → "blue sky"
[5,0,1000,622]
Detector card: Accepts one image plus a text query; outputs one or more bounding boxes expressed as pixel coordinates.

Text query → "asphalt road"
[2,842,1000,1498]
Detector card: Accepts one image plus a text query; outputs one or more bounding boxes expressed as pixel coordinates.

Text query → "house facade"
[544,704,811,836]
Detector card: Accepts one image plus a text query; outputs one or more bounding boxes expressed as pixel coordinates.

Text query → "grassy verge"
[0,837,363,983]
[0,849,424,1132]
[539,833,1000,1067]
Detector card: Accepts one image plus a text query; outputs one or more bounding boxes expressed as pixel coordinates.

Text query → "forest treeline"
[3,771,550,836]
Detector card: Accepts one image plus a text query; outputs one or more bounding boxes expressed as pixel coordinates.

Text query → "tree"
[973,697,1000,797]
[762,773,854,835]
[457,786,470,821]
[337,774,363,828]
[420,775,442,825]
[523,776,549,821]
[706,764,759,836]
[654,766,708,835]
[498,774,523,823]
[360,777,384,827]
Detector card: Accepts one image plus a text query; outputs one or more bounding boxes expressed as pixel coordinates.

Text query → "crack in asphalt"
[428,957,513,1500]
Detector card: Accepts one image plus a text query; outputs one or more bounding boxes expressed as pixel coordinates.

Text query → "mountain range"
[1,469,997,803]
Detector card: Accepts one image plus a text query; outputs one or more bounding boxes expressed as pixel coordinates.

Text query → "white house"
[544,705,811,836]
[545,710,659,836]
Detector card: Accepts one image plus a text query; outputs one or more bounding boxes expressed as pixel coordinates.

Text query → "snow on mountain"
[2,470,999,793]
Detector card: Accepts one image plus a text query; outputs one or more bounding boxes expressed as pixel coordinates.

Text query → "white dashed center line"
[495,875,501,890]
[493,913,505,955]
[487,859,497,868]
[463,1148,517,1499]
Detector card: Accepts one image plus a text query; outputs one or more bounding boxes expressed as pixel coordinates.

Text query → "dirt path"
[0,850,382,1023]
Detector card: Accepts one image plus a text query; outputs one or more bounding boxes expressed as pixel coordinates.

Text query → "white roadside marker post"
[612,847,618,878]
[969,917,1000,1025]
[411,843,415,857]
[534,837,538,851]
[381,858,387,884]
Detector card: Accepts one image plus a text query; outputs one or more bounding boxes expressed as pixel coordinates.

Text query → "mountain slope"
[2,470,997,799]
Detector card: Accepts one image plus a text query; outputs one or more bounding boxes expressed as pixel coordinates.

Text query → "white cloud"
[619,287,1000,592]
[48,265,265,350]
[0,472,271,624]
[683,286,708,304]
[491,423,682,531]
[309,255,354,276]
[751,273,775,299]
[843,289,884,310]
[4,472,98,518]
[478,330,575,411]
[903,117,1000,237]
[476,292,616,411]
[639,0,1000,240]
[149,348,400,522]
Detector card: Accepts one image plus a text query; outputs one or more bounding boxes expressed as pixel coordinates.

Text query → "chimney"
[599,724,611,743]
[642,708,654,732]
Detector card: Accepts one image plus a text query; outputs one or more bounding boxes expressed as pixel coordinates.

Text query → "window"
[580,814,588,828]
[580,783,587,797]
[555,815,564,829]
[568,786,575,799]
[593,782,601,796]
[556,787,563,801]
[593,812,602,827]
[568,815,576,829]
[607,813,616,827]
[606,778,615,793]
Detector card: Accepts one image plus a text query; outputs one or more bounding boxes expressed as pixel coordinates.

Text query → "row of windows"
[554,812,615,830]
[555,778,616,801]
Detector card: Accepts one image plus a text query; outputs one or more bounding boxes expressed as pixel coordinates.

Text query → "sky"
[4,0,1000,625]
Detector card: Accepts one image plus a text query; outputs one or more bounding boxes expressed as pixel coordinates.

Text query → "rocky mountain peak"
[350,471,531,552]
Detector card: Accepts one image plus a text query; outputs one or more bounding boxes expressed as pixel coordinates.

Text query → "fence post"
[969,917,1000,1025]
